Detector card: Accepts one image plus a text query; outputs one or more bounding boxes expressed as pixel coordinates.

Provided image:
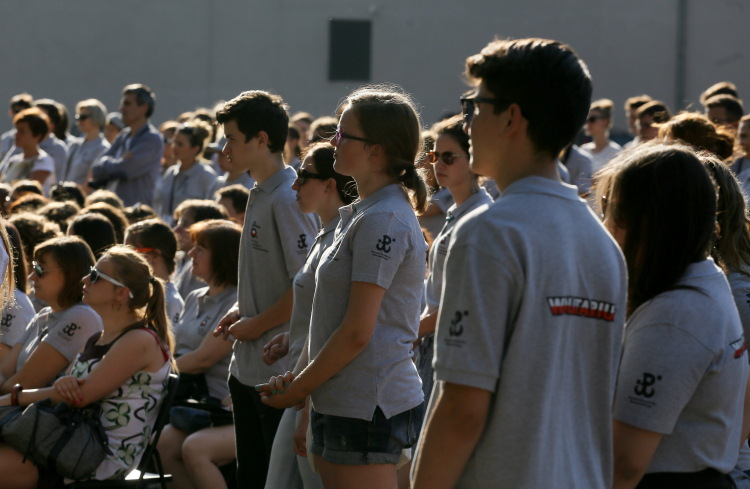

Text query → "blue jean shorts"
[310,403,424,465]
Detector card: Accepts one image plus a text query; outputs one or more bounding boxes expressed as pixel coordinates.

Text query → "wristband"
[11,384,22,406]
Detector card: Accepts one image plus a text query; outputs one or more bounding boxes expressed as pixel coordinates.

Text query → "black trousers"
[636,468,736,489]
[229,375,285,489]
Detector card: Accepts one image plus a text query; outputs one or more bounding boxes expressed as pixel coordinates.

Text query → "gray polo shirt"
[614,259,747,474]
[157,162,218,225]
[310,184,427,421]
[174,259,206,301]
[0,289,35,347]
[229,166,320,386]
[0,129,14,161]
[16,304,103,375]
[175,286,237,400]
[423,188,492,317]
[210,171,255,197]
[428,176,627,489]
[64,135,110,185]
[288,216,339,367]
[562,145,594,195]
[726,268,750,475]
[418,187,454,242]
[165,281,185,326]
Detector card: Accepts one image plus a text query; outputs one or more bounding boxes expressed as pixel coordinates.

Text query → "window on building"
[329,20,371,81]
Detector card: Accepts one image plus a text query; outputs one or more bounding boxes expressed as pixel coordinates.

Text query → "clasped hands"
[213,308,265,342]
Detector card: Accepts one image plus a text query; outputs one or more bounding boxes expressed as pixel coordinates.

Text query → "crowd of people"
[0,36,746,489]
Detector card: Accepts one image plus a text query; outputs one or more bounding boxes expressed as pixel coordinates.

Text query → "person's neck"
[127,119,147,135]
[491,150,559,193]
[317,197,345,228]
[354,172,397,201]
[593,133,609,151]
[179,156,197,172]
[152,259,170,282]
[227,168,246,181]
[47,298,64,313]
[21,144,39,159]
[97,308,142,343]
[448,179,474,206]
[250,152,286,185]
[206,280,228,297]
[85,129,100,142]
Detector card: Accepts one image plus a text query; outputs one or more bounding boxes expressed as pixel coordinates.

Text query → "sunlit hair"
[658,112,735,160]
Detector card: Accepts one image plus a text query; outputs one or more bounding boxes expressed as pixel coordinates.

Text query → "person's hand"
[294,398,310,457]
[123,151,134,160]
[221,394,233,411]
[55,376,86,405]
[257,372,305,409]
[214,307,240,340]
[263,332,290,365]
[227,317,264,342]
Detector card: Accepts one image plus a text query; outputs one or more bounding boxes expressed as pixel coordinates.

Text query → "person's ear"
[325,178,336,194]
[115,285,131,304]
[368,143,384,165]
[503,103,526,139]
[257,131,269,149]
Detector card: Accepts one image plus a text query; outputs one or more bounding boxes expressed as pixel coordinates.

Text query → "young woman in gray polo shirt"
[606,144,750,489]
[258,86,427,488]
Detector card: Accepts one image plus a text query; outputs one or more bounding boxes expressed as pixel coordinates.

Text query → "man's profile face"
[706,106,738,129]
[222,119,256,174]
[119,93,147,125]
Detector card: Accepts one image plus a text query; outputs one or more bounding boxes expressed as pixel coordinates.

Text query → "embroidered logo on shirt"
[444,310,468,348]
[61,323,79,337]
[250,221,268,253]
[376,235,395,253]
[0,313,14,328]
[731,336,747,359]
[546,296,616,321]
[297,234,308,249]
[250,222,259,238]
[634,372,661,398]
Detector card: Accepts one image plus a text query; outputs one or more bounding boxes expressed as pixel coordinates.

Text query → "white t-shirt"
[581,140,621,173]
[1,150,56,194]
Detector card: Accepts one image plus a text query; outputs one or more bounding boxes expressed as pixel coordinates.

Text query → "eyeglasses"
[89,267,134,298]
[296,168,329,186]
[32,261,61,278]
[460,95,512,125]
[587,116,605,123]
[75,114,91,121]
[427,151,469,165]
[163,136,174,145]
[331,127,373,147]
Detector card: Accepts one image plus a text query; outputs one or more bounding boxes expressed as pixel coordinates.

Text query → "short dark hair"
[123,84,156,118]
[624,95,653,113]
[705,95,744,122]
[291,112,314,125]
[81,202,129,244]
[700,81,739,106]
[8,212,60,265]
[174,199,228,224]
[67,213,117,259]
[33,99,62,133]
[10,180,43,201]
[308,116,338,144]
[122,203,158,224]
[34,236,95,309]
[216,185,250,215]
[465,38,593,158]
[38,201,81,231]
[13,108,49,139]
[189,219,241,287]
[9,93,33,113]
[636,101,672,123]
[50,182,85,208]
[216,91,289,153]
[9,193,48,214]
[4,221,27,294]
[85,189,124,210]
[55,102,70,140]
[304,142,357,205]
[125,218,178,274]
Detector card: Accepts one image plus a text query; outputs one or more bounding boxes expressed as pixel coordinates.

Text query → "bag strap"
[47,419,76,471]
[22,404,41,464]
[137,327,169,362]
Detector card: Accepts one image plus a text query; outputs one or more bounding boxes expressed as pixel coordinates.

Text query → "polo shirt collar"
[258,166,296,194]
[501,175,580,202]
[448,187,491,220]
[198,286,237,310]
[351,184,406,215]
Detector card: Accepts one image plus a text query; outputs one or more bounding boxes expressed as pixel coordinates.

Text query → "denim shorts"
[310,403,424,465]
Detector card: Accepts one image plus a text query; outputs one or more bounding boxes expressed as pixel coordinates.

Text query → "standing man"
[412,38,628,489]
[213,91,319,489]
[91,84,163,206]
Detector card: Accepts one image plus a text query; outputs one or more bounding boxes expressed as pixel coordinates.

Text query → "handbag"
[0,398,112,480]
[170,372,232,434]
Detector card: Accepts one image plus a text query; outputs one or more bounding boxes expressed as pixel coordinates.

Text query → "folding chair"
[68,373,180,489]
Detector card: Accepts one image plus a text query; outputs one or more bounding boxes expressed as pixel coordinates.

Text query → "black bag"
[0,399,112,480]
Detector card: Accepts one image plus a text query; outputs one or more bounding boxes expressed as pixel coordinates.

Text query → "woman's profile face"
[29,255,66,306]
[332,107,373,178]
[292,155,329,215]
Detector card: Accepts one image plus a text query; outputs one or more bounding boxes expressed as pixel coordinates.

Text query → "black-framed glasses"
[32,261,61,278]
[587,115,605,123]
[297,168,329,186]
[427,151,469,165]
[460,95,512,125]
[331,127,373,147]
[75,113,90,121]
[90,267,134,298]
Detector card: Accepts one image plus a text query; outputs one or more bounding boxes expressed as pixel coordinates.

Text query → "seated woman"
[0,236,101,394]
[0,223,35,364]
[125,218,184,325]
[0,245,175,487]
[158,219,241,489]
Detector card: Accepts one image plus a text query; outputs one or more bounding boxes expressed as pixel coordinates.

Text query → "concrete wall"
[0,0,747,134]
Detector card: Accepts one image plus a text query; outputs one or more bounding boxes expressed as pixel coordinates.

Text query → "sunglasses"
[89,267,134,298]
[75,113,91,121]
[460,95,512,125]
[427,151,469,165]
[297,168,328,186]
[331,127,373,147]
[587,116,605,123]
[32,261,61,278]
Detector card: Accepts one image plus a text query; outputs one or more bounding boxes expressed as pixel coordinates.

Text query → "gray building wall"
[0,0,747,134]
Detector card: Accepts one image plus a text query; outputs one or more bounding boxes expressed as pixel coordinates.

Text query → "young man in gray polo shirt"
[213,91,319,489]
[412,38,627,489]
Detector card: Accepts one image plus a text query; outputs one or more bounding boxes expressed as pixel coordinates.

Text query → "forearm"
[418,312,438,337]
[248,287,294,335]
[176,350,214,375]
[292,336,310,376]
[0,386,64,407]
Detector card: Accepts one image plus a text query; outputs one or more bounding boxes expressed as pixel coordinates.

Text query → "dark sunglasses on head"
[75,113,91,121]
[297,168,329,186]
[460,95,512,125]
[427,151,469,165]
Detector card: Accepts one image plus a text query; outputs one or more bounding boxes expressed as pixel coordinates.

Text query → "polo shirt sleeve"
[613,324,713,434]
[13,314,37,347]
[31,155,54,174]
[350,212,411,289]
[433,234,520,393]
[43,307,103,362]
[273,196,320,279]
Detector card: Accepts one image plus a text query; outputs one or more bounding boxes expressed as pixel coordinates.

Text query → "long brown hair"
[345,85,429,214]
[102,245,176,370]
[604,142,717,316]
[35,236,95,309]
[3,222,24,294]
